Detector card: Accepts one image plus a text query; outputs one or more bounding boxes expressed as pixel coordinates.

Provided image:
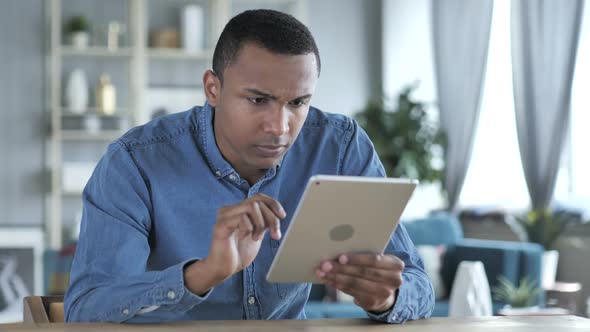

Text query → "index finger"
[336,253,404,271]
[250,193,286,219]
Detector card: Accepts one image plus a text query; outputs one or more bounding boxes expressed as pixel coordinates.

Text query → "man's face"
[204,43,318,181]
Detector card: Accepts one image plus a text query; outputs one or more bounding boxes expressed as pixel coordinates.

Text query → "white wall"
[0,0,44,225]
[308,0,382,116]
[382,0,435,104]
[310,0,444,218]
[382,0,444,218]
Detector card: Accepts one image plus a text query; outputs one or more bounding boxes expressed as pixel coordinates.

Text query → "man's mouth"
[253,144,287,157]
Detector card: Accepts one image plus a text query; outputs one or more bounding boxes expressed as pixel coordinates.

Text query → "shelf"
[62,191,83,197]
[60,109,129,117]
[59,130,122,141]
[45,0,309,250]
[147,48,213,60]
[59,46,133,57]
[148,83,203,89]
[233,0,298,4]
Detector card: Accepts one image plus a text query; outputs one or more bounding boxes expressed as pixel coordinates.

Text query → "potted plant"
[492,276,542,310]
[515,209,581,250]
[354,84,446,184]
[514,209,582,288]
[64,15,90,49]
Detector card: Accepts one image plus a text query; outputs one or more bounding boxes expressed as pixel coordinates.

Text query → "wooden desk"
[1,316,589,332]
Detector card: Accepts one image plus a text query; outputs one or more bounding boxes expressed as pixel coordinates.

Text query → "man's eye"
[289,100,306,107]
[247,97,267,105]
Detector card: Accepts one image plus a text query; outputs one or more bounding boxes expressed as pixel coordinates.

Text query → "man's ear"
[203,70,221,107]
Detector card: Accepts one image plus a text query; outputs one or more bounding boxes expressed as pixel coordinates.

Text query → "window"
[384,0,589,216]
[554,2,590,209]
[459,1,590,212]
[458,0,529,210]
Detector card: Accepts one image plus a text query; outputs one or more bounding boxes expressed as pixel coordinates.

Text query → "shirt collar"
[197,102,235,179]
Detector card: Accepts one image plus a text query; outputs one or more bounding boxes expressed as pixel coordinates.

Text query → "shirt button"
[248,296,256,305]
[167,291,176,300]
[215,170,222,176]
[229,174,237,181]
[122,308,129,315]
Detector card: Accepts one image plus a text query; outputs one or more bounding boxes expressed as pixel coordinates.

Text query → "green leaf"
[353,84,446,185]
[514,209,582,249]
[492,276,541,308]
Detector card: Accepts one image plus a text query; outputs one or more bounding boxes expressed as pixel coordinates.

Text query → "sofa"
[304,213,544,318]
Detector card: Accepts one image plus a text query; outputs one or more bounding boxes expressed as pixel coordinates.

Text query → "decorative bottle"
[96,74,116,115]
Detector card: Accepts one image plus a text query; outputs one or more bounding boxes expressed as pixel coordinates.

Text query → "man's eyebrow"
[244,88,312,102]
[291,94,312,101]
[244,88,277,100]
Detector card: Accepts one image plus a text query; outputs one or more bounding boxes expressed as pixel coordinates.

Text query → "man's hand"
[316,253,404,313]
[184,193,286,295]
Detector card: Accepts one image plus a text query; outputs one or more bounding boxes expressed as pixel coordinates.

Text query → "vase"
[70,31,89,49]
[542,250,559,289]
[449,261,493,317]
[181,4,204,52]
[65,69,89,114]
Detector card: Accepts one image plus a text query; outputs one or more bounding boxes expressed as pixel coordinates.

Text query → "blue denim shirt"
[64,103,434,323]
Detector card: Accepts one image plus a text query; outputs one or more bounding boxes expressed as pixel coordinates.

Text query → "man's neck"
[212,111,268,186]
[241,169,268,187]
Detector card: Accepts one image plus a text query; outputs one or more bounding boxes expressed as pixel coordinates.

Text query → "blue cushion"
[403,213,463,246]
[433,300,517,317]
[517,242,544,305]
[305,298,511,319]
[308,284,326,302]
[304,302,366,319]
[516,242,543,284]
[432,301,449,317]
[304,302,327,319]
[443,239,521,291]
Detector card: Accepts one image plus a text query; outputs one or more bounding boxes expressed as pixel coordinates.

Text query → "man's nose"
[262,107,289,136]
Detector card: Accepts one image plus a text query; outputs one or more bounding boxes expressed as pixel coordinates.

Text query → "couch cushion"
[517,242,545,305]
[403,213,463,246]
[304,302,366,319]
[308,284,327,302]
[443,239,521,291]
[433,300,507,317]
[432,300,450,317]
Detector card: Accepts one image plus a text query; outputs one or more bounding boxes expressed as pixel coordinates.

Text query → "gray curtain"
[432,0,493,209]
[511,0,584,209]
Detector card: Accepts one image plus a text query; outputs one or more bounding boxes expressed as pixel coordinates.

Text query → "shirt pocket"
[269,239,304,298]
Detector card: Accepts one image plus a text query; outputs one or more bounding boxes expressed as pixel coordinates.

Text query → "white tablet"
[266,175,417,284]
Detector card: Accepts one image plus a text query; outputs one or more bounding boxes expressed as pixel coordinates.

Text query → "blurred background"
[0,0,589,323]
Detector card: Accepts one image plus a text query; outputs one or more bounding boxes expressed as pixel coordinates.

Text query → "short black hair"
[212,9,321,83]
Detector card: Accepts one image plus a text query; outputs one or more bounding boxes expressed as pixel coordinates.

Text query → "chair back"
[23,295,64,323]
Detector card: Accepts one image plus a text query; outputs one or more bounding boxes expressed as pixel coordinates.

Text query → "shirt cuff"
[163,259,213,312]
[366,285,407,323]
[104,258,213,322]
[148,258,214,313]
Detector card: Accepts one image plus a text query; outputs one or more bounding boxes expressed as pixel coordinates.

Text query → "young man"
[64,9,434,323]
